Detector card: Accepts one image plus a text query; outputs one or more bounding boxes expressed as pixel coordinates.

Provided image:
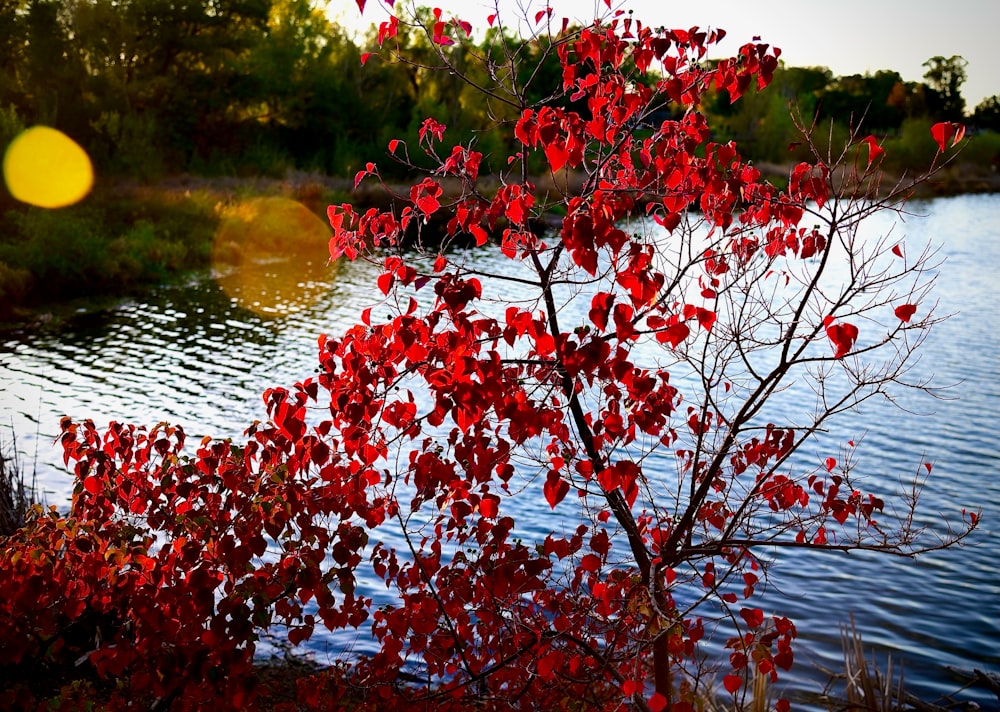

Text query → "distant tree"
[20,0,89,133]
[780,65,833,102]
[972,94,1000,132]
[244,0,382,174]
[816,70,905,132]
[0,0,29,108]
[38,0,273,169]
[886,79,934,122]
[922,55,968,121]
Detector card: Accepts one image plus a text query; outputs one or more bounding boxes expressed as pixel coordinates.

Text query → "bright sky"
[332,0,1000,109]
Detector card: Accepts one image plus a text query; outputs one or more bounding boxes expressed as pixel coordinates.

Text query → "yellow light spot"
[212,197,336,317]
[3,126,94,208]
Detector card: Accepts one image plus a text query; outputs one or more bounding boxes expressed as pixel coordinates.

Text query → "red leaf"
[544,142,569,173]
[388,139,400,154]
[288,626,311,646]
[478,495,499,519]
[84,476,100,495]
[723,674,742,694]
[648,693,668,712]
[537,649,562,679]
[580,553,601,573]
[360,52,371,65]
[417,194,439,214]
[931,122,952,152]
[354,0,365,12]
[544,470,569,509]
[432,30,454,46]
[861,135,884,167]
[695,307,716,332]
[891,244,904,258]
[824,315,858,359]
[589,292,614,332]
[377,272,394,295]
[825,457,836,472]
[931,121,965,152]
[740,607,764,628]
[657,322,689,348]
[377,16,399,45]
[894,304,917,323]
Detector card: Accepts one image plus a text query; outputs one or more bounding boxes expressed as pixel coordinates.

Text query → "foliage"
[0,103,24,160]
[880,118,941,174]
[922,55,969,122]
[0,3,980,711]
[815,70,907,133]
[0,0,983,182]
[0,189,217,305]
[0,259,32,320]
[963,130,1000,169]
[971,94,1000,133]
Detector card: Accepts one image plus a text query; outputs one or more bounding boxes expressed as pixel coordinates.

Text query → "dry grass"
[834,615,906,711]
[0,429,33,537]
[819,614,1000,712]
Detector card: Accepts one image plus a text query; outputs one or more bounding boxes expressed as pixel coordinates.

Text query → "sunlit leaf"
[894,304,917,323]
[861,135,884,167]
[931,121,965,152]
[824,315,858,358]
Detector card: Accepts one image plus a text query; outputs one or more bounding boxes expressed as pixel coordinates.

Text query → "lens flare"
[212,197,336,316]
[3,126,94,208]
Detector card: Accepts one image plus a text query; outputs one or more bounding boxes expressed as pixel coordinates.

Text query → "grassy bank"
[0,175,356,328]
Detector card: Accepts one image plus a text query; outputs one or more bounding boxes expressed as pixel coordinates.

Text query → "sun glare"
[2,126,94,208]
[212,196,336,317]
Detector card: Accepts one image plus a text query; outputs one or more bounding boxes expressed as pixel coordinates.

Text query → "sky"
[333,0,1000,110]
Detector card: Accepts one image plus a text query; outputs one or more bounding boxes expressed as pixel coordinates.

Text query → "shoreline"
[2,168,998,334]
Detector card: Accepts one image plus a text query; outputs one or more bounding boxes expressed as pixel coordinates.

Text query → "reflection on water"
[1,194,997,707]
[212,197,337,316]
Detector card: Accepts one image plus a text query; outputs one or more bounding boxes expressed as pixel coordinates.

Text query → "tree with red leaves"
[0,2,976,710]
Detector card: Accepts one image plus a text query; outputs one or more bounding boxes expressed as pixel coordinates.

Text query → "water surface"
[2,193,998,707]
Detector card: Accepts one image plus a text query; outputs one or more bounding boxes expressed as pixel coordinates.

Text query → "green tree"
[0,0,29,108]
[972,94,1000,132]
[922,54,968,121]
[56,0,272,169]
[705,64,834,163]
[816,70,905,132]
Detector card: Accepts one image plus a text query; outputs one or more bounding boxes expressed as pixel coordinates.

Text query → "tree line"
[1,0,997,183]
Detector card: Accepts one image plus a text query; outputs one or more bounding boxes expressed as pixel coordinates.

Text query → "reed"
[0,429,33,537]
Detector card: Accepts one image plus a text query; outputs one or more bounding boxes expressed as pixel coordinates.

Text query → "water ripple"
[1,195,998,706]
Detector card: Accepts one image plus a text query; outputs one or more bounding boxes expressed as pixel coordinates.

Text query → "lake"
[2,192,998,707]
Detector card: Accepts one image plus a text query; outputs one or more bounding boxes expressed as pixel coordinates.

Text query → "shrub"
[0,5,978,710]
